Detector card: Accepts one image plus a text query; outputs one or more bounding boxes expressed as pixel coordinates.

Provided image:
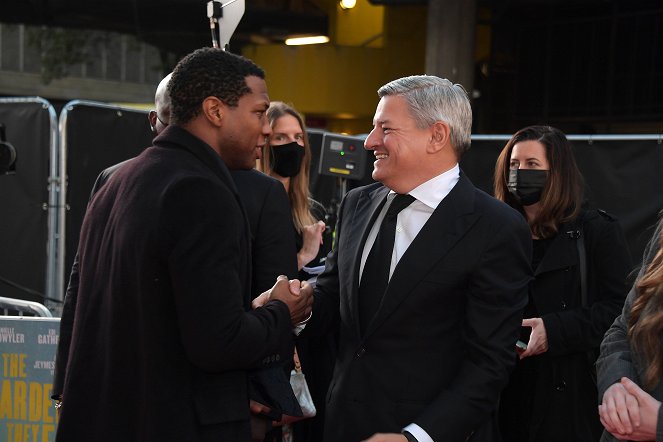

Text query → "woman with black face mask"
[258,102,328,273]
[493,125,632,442]
[257,102,334,442]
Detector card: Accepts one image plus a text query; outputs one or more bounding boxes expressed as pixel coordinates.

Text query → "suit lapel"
[362,174,480,339]
[346,186,390,338]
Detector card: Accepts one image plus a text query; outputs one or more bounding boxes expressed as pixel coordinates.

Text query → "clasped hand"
[599,377,661,441]
[252,275,313,326]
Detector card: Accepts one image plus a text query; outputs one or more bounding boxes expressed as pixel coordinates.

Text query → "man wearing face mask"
[493,125,632,442]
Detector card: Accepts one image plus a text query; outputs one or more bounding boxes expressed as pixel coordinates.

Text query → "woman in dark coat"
[597,219,663,441]
[494,125,632,441]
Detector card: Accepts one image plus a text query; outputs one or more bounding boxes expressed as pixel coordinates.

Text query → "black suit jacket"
[306,173,533,442]
[230,169,298,297]
[55,125,293,441]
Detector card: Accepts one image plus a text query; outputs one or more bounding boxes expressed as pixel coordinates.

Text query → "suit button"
[561,300,567,309]
[355,347,366,359]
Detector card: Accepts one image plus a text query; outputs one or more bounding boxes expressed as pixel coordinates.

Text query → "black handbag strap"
[567,212,588,308]
[576,228,588,308]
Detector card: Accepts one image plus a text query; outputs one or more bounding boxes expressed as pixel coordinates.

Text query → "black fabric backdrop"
[459,137,663,266]
[309,135,663,270]
[0,100,52,302]
[2,103,661,303]
[63,102,154,292]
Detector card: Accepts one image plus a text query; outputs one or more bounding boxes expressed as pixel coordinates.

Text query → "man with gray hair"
[297,75,532,441]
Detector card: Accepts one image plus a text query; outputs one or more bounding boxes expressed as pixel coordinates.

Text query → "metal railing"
[0,296,53,317]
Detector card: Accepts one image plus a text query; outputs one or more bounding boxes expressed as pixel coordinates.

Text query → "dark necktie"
[358,193,416,332]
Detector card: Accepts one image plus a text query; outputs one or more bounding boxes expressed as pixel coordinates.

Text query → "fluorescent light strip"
[285,35,330,46]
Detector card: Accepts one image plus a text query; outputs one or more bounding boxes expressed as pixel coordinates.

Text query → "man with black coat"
[54,47,310,441]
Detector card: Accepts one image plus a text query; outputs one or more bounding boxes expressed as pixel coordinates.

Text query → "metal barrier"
[0,296,53,318]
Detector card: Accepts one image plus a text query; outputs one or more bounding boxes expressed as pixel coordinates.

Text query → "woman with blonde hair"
[258,101,333,442]
[258,101,326,272]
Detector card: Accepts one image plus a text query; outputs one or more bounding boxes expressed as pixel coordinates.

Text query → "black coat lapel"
[363,174,480,338]
[346,186,390,338]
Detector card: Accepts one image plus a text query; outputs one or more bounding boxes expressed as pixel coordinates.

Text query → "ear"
[201,97,227,127]
[426,120,451,154]
[148,110,157,130]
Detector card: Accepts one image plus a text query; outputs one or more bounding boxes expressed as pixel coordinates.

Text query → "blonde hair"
[258,101,316,232]
[629,229,663,388]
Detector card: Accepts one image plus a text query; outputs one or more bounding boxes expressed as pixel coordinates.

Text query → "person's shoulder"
[348,182,384,198]
[579,209,620,233]
[582,208,618,223]
[473,186,522,217]
[231,168,280,189]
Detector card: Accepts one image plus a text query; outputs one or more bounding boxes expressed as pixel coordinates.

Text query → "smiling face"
[364,94,434,193]
[218,75,271,169]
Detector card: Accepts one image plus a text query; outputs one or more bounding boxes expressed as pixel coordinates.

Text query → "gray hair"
[377,75,472,157]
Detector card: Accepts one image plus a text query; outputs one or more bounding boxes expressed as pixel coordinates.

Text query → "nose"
[261,117,272,140]
[364,128,381,151]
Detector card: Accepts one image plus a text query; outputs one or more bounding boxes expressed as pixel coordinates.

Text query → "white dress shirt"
[359,163,460,282]
[358,164,460,442]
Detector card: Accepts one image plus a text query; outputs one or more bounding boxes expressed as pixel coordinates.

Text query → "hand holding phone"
[515,340,528,352]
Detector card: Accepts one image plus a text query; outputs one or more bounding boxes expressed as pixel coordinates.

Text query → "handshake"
[252,275,314,326]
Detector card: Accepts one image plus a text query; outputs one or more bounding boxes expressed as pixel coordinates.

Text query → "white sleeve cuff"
[403,423,434,442]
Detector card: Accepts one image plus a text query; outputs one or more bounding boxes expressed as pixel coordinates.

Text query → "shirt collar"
[389,163,460,210]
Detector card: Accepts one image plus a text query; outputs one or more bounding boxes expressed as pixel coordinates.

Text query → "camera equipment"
[0,123,17,175]
[318,132,367,181]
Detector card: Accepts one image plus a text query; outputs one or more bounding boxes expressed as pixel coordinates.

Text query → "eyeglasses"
[151,110,168,127]
[155,113,168,127]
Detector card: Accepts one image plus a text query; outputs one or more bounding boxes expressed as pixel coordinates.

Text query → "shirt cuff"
[403,423,433,442]
[293,311,313,336]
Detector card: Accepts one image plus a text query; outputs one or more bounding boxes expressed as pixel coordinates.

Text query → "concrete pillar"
[425,0,477,93]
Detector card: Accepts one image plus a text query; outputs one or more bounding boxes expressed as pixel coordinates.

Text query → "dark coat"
[55,125,293,442]
[306,173,533,442]
[499,209,632,442]
[597,218,663,442]
[55,167,298,402]
[230,169,298,297]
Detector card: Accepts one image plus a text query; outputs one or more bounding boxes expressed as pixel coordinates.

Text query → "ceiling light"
[340,0,357,9]
[285,35,330,46]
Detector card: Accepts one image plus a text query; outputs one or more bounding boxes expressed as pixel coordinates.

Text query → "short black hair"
[168,47,265,125]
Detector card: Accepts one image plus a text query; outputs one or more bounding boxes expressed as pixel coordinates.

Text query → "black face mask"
[508,169,548,206]
[270,142,305,178]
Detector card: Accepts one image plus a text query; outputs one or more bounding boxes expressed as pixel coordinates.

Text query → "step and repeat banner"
[0,317,60,442]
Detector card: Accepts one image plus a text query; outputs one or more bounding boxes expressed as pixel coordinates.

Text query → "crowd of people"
[50,46,663,442]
